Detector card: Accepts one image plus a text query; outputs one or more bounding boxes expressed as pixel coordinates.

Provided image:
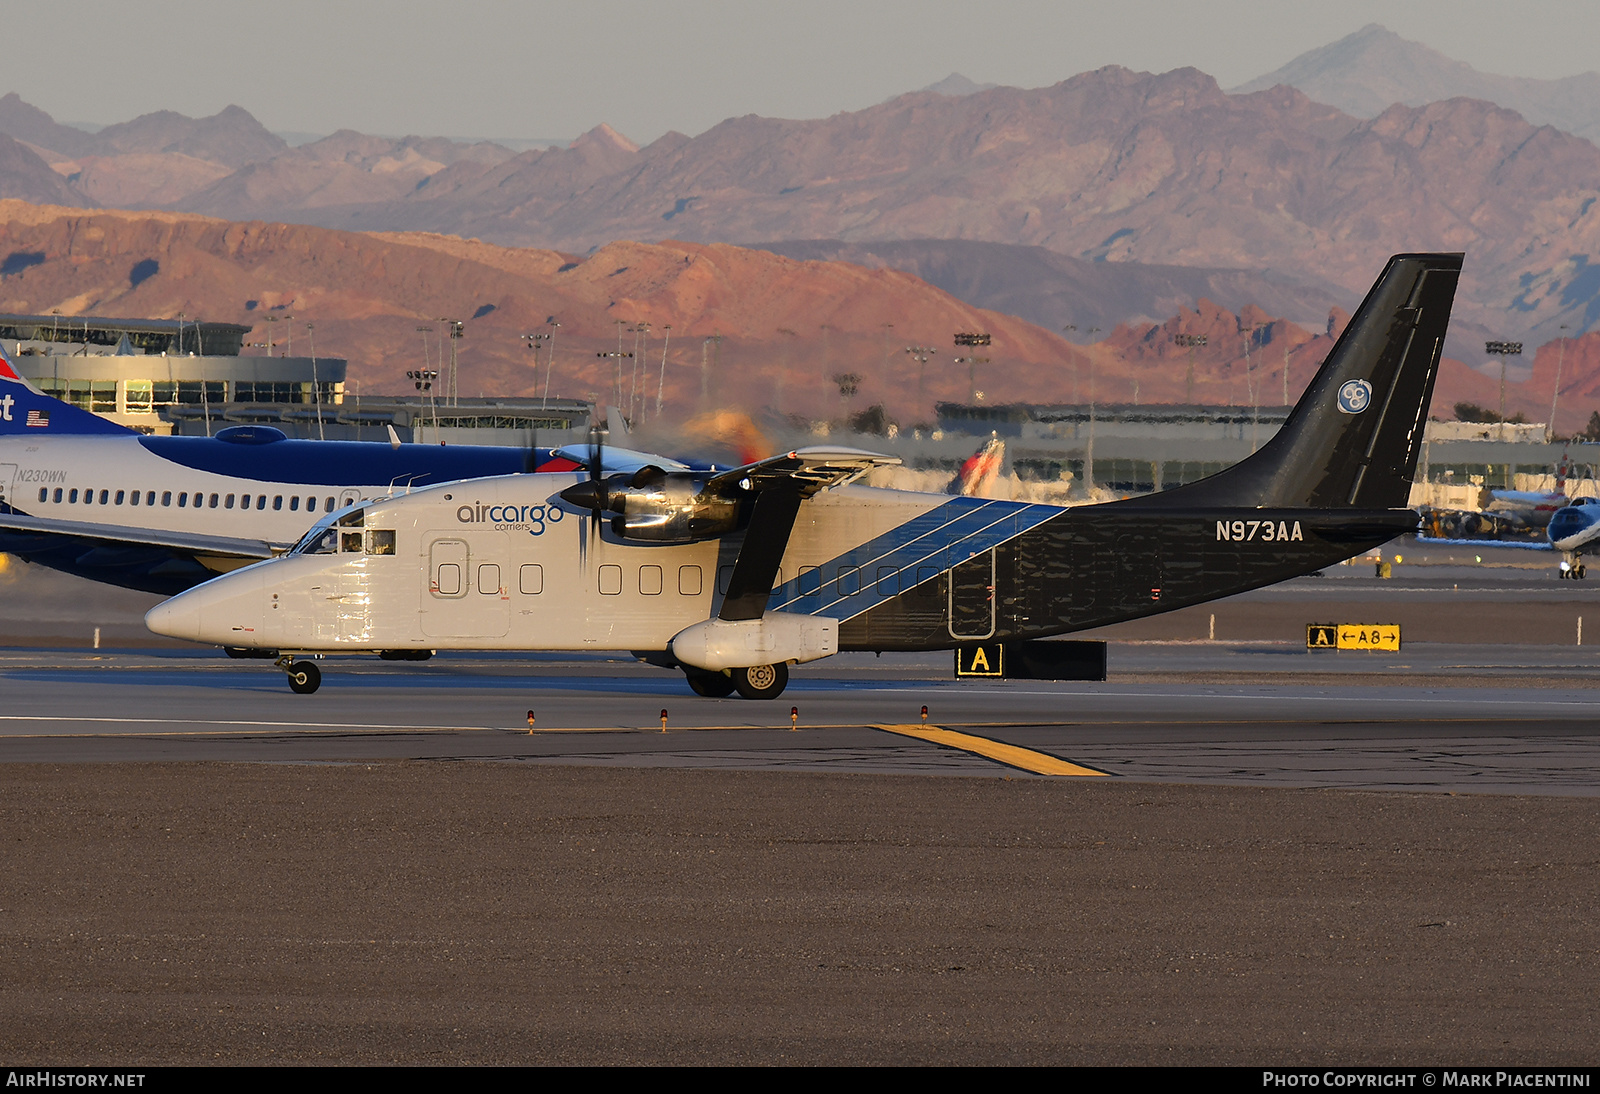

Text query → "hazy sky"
[7,0,1600,144]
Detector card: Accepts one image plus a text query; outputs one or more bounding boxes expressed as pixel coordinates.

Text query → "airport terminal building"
[0,312,590,444]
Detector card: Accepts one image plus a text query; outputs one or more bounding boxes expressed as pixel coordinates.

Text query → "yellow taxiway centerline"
[872,724,1108,776]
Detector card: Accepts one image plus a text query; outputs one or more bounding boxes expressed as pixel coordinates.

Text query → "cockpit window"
[300,529,339,555]
[365,530,396,555]
[338,508,365,528]
[340,531,363,552]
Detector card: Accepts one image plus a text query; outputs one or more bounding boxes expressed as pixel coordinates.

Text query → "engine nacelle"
[610,486,740,543]
[670,612,839,670]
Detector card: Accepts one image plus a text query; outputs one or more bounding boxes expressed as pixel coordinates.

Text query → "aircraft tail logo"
[0,339,133,436]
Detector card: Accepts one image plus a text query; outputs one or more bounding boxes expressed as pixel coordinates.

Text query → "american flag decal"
[25,409,48,428]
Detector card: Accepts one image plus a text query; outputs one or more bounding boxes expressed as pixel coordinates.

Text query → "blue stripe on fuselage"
[769,496,1061,621]
[137,436,529,486]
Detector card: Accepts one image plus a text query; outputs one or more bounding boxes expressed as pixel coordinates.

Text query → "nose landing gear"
[274,655,322,694]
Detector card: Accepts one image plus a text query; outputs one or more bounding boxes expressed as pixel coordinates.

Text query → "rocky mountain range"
[1233,23,1600,144]
[0,25,1598,417]
[0,201,1583,429]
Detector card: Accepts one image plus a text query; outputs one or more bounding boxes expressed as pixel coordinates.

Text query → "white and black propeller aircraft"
[0,348,590,600]
[147,254,1462,698]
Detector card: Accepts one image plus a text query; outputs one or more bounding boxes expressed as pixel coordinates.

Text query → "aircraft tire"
[1580,565,1589,579]
[734,662,788,700]
[685,669,736,698]
[287,661,322,695]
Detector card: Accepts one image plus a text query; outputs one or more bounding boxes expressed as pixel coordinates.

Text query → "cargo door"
[948,548,996,640]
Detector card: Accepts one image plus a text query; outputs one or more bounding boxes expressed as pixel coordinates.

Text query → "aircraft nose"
[145,595,201,641]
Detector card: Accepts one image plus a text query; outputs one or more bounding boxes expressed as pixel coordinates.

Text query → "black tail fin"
[1136,253,1461,510]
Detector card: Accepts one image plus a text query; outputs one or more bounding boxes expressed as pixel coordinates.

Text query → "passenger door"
[421,533,509,638]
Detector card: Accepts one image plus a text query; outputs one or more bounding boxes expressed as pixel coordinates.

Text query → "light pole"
[954,332,991,403]
[1486,340,1524,440]
[631,322,650,422]
[1548,325,1571,443]
[656,324,671,417]
[1174,333,1206,404]
[306,321,324,440]
[439,319,463,407]
[541,318,559,410]
[905,345,936,417]
[1240,321,1265,451]
[415,324,437,441]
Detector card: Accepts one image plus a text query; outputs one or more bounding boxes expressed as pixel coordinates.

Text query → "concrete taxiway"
[0,642,1598,795]
[1,546,1597,1064]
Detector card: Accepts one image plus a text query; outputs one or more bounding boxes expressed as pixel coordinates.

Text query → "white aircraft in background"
[1548,497,1600,577]
[0,346,581,600]
[147,254,1463,698]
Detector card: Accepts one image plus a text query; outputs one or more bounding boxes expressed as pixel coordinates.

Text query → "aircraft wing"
[550,444,692,476]
[703,448,898,622]
[0,511,282,559]
[703,447,900,500]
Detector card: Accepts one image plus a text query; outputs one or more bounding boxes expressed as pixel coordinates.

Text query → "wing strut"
[718,486,803,621]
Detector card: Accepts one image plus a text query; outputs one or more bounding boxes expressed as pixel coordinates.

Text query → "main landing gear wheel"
[734,662,788,700]
[685,669,736,698]
[286,661,322,694]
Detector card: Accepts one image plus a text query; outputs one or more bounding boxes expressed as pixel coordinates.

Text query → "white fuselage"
[0,434,377,546]
[148,474,953,651]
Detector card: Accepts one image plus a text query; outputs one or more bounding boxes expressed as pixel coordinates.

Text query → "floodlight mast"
[1485,340,1524,441]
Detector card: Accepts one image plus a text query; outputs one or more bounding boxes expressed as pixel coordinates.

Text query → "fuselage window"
[519,564,543,595]
[52,488,62,503]
[599,564,623,595]
[68,489,78,503]
[257,496,268,510]
[273,496,283,511]
[115,490,125,505]
[325,497,335,513]
[289,496,299,511]
[37,487,45,502]
[435,563,462,596]
[225,494,234,509]
[161,491,171,506]
[478,563,501,594]
[148,491,157,506]
[83,489,93,504]
[209,493,219,509]
[130,490,140,506]
[678,565,702,596]
[308,496,318,512]
[178,492,188,508]
[365,530,396,555]
[639,564,662,595]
